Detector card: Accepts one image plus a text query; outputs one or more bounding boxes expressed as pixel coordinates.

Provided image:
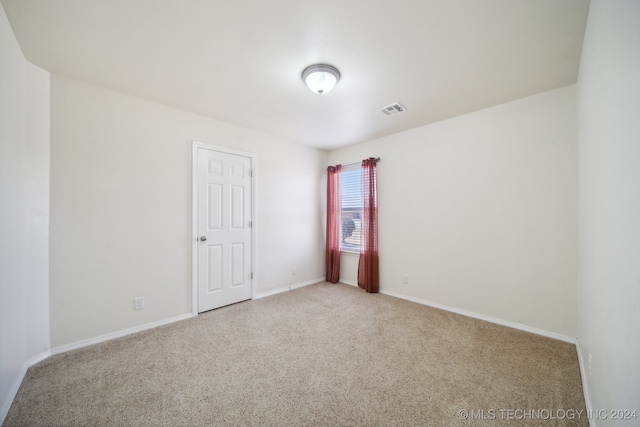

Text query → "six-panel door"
[197,148,252,312]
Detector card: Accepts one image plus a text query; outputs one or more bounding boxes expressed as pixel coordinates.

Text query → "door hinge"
[248,169,252,177]
[251,272,254,279]
[248,220,252,228]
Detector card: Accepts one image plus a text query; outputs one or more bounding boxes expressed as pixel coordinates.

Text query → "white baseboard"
[254,277,325,300]
[1,350,51,425]
[50,278,323,355]
[3,313,194,424]
[51,313,194,356]
[50,278,326,357]
[27,350,52,367]
[3,282,585,426]
[1,368,26,425]
[575,338,595,427]
[341,281,576,344]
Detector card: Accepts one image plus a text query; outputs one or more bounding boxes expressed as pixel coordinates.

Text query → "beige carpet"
[4,282,587,426]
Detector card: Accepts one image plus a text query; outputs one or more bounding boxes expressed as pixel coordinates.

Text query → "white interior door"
[196,147,253,312]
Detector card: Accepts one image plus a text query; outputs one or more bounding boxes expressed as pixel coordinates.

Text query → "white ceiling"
[2,0,589,150]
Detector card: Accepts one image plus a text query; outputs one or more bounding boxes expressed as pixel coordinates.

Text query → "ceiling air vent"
[380,102,407,116]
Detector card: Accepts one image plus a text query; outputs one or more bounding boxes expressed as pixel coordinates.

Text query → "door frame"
[191,141,257,316]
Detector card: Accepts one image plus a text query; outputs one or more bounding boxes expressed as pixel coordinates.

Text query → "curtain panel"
[326,165,342,283]
[358,158,379,293]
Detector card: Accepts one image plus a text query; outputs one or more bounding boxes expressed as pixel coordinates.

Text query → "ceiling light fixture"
[302,64,340,95]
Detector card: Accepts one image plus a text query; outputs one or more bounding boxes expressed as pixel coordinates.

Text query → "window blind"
[340,164,361,252]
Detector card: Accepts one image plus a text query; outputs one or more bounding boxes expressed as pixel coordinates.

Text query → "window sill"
[340,250,360,257]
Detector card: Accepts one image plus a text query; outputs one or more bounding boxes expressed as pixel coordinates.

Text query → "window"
[340,164,361,253]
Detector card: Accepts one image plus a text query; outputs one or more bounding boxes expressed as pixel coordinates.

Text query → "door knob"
[200,236,207,241]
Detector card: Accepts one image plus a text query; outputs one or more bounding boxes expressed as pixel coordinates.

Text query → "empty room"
[1,0,639,426]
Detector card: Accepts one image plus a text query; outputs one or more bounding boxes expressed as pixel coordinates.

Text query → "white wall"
[329,85,578,337]
[50,75,326,348]
[576,0,640,422]
[0,3,50,422]
[24,62,51,361]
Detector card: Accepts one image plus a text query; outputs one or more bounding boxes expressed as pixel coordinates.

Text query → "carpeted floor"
[4,282,587,426]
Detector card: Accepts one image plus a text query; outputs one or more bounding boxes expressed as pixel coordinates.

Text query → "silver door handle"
[200,236,207,241]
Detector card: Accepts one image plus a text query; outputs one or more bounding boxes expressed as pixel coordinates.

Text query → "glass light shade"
[302,64,340,95]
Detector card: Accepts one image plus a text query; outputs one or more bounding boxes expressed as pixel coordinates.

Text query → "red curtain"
[326,165,342,283]
[358,158,379,293]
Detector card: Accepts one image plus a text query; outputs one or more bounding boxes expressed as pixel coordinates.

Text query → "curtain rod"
[342,157,380,167]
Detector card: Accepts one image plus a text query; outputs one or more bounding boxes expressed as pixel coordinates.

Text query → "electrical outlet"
[291,266,297,276]
[402,274,409,284]
[134,297,145,310]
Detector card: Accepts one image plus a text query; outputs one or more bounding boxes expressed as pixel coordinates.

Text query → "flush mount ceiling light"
[302,64,340,95]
